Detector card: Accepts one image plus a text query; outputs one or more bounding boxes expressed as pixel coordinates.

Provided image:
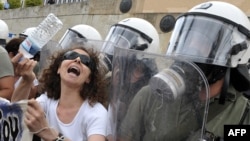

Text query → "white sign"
[0,99,33,141]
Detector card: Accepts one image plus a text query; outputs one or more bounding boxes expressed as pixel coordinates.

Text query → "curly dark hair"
[38,46,108,107]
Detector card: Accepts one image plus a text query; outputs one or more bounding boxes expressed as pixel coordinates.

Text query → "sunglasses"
[63,51,92,68]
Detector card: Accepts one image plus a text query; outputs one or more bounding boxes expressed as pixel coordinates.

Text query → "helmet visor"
[167,15,240,67]
[102,25,151,55]
[59,29,87,49]
[19,33,28,38]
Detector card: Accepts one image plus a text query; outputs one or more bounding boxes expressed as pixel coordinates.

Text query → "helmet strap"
[131,43,148,51]
[218,68,230,105]
[0,39,6,47]
[207,66,227,84]
[231,65,250,91]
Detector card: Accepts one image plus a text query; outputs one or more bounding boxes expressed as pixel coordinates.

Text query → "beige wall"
[143,0,250,14]
[0,0,249,53]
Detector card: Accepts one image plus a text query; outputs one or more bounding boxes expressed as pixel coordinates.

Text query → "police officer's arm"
[0,76,14,100]
[0,48,15,100]
[119,86,150,141]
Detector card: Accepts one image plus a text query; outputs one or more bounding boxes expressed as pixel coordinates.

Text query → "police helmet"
[59,24,102,49]
[167,1,250,68]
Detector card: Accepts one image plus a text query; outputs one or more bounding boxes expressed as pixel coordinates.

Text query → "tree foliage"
[25,0,42,7]
[0,3,3,10]
[8,0,21,9]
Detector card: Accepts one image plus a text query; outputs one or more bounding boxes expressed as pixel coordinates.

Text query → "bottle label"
[20,37,41,56]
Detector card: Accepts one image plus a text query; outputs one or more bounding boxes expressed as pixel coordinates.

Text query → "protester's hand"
[11,53,23,71]
[24,99,49,135]
[12,53,37,82]
[24,99,62,140]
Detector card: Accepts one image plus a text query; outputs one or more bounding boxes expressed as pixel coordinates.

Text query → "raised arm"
[11,53,37,102]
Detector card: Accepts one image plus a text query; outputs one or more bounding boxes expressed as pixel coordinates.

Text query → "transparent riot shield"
[39,40,62,74]
[106,47,210,141]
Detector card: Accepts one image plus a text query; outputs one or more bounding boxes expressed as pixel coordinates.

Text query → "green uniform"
[187,84,250,140]
[0,46,14,78]
[119,85,204,141]
[119,83,249,141]
[205,85,250,139]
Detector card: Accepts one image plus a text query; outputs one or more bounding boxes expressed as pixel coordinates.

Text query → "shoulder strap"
[206,98,232,123]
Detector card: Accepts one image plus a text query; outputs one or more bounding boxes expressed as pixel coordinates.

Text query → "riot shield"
[39,40,62,74]
[106,47,210,141]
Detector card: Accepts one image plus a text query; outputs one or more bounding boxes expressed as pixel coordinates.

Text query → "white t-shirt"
[36,94,108,141]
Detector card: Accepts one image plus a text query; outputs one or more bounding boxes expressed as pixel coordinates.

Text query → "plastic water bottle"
[19,13,63,58]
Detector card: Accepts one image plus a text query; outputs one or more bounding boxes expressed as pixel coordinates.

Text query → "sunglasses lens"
[63,51,91,67]
[79,55,90,66]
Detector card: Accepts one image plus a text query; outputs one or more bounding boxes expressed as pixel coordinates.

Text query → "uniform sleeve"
[119,86,149,141]
[0,47,14,78]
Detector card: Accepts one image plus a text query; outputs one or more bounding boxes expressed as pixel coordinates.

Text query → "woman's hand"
[13,54,37,82]
[24,99,66,141]
[24,99,49,135]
